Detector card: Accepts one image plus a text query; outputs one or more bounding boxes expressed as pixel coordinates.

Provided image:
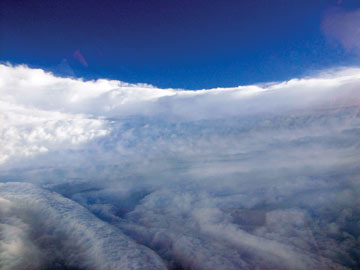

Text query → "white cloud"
[0,63,359,269]
[0,183,167,270]
[0,99,109,164]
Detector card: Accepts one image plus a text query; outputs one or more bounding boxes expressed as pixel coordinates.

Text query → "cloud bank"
[0,63,359,269]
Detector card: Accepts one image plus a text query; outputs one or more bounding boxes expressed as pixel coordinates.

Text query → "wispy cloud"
[322,7,360,55]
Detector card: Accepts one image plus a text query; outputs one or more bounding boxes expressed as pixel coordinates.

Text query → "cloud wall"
[0,63,359,269]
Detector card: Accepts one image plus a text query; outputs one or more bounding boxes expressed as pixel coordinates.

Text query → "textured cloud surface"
[1,63,360,269]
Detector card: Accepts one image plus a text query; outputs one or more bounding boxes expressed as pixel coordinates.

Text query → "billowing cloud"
[0,63,359,269]
[0,183,167,270]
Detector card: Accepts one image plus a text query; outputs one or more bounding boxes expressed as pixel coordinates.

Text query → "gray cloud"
[0,63,360,269]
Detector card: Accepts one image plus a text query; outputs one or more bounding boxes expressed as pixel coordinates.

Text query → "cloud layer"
[0,63,360,269]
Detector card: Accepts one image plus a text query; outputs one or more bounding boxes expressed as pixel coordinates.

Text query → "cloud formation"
[0,63,360,269]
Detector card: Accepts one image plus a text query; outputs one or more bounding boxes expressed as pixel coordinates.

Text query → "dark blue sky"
[1,0,359,89]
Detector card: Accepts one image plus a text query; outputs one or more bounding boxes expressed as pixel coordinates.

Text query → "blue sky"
[1,0,359,89]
